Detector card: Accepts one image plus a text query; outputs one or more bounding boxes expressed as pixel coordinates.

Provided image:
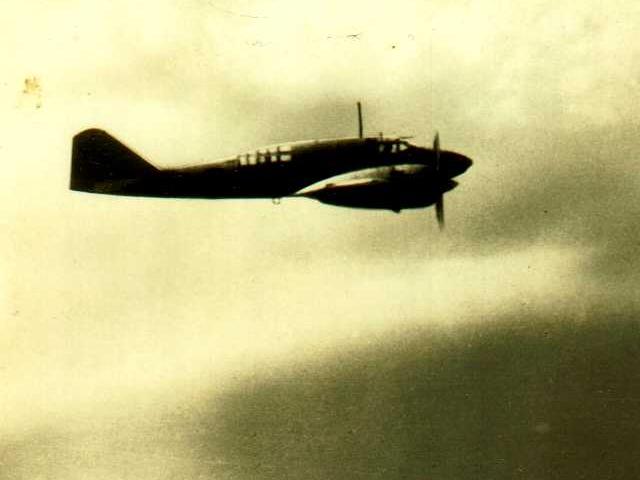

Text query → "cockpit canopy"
[375,138,411,154]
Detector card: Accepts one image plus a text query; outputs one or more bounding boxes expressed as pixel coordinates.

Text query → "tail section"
[70,129,158,194]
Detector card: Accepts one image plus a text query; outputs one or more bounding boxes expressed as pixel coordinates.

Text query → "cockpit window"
[379,141,409,154]
[378,142,393,153]
[378,140,410,154]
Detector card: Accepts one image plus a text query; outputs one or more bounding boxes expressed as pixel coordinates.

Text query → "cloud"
[458,124,640,284]
[204,309,640,480]
[4,305,639,480]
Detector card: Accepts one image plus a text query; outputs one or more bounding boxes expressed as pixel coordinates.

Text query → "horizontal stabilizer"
[70,129,157,193]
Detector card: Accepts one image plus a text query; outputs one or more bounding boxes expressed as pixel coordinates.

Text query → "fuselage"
[140,137,472,199]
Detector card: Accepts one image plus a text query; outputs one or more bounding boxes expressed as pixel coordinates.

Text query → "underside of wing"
[295,176,386,196]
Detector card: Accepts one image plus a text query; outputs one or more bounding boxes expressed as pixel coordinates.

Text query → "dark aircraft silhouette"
[70,103,472,228]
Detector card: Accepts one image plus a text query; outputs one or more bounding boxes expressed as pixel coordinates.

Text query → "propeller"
[434,132,445,230]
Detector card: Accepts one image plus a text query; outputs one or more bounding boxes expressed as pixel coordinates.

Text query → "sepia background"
[2,1,639,478]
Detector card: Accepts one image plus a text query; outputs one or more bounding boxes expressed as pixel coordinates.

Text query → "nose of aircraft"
[410,146,472,177]
[461,153,473,171]
[448,152,473,177]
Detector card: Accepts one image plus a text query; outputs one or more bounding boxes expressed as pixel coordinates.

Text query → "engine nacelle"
[295,165,457,212]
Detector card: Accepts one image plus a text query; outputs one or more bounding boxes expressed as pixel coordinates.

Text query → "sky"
[1,1,639,479]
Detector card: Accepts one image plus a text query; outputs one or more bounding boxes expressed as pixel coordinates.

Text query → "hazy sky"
[2,1,639,479]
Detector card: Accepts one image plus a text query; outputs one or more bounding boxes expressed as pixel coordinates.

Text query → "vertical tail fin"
[70,129,158,193]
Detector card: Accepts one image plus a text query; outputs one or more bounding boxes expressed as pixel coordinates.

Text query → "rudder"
[70,129,158,193]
